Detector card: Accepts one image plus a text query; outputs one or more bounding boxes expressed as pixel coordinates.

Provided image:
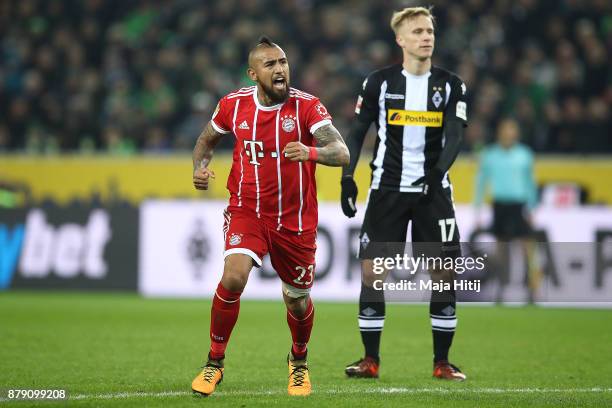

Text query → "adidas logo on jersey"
[238,121,250,130]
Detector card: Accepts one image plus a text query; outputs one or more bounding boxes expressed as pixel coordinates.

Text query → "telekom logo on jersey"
[243,140,264,165]
[243,140,285,166]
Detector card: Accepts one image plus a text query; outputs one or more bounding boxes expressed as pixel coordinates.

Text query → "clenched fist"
[193,167,216,190]
[283,141,311,162]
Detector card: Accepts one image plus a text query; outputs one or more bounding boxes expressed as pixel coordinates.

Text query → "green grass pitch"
[1,292,611,407]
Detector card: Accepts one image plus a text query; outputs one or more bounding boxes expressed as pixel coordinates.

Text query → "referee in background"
[474,117,540,303]
[340,6,467,381]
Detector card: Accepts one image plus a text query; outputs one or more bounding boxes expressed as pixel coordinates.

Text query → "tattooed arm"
[312,124,350,166]
[192,121,224,190]
[283,124,350,167]
[193,121,224,170]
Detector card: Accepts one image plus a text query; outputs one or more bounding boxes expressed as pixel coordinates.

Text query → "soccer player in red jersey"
[190,36,349,397]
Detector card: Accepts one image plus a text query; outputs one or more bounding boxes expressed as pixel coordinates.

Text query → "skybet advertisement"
[0,204,138,291]
[138,200,612,304]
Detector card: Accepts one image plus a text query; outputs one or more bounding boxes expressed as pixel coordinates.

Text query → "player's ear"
[396,35,404,48]
[247,67,257,82]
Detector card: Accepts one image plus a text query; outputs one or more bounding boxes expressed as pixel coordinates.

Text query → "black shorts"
[358,187,461,260]
[491,202,532,240]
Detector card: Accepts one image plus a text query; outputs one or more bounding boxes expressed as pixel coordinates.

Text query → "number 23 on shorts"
[293,265,314,286]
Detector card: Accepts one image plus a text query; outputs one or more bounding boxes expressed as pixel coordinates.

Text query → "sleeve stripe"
[309,119,332,134]
[211,119,231,134]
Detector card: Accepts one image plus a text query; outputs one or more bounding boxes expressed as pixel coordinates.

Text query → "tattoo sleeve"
[313,124,350,167]
[192,122,225,170]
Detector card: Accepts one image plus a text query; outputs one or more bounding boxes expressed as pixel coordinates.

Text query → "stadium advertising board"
[3,156,612,205]
[139,200,612,303]
[0,204,138,290]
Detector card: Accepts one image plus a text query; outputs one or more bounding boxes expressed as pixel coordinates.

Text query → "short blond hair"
[390,6,435,33]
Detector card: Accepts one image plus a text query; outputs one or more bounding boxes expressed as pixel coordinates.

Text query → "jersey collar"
[401,68,431,79]
[253,86,285,111]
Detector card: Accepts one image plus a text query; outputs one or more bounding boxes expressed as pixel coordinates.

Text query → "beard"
[260,80,290,104]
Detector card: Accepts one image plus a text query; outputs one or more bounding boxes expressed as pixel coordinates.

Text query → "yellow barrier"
[1,155,223,204]
[1,155,611,205]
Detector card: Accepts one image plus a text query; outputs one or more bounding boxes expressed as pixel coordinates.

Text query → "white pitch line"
[71,391,190,400]
[63,387,612,400]
[359,387,612,394]
[2,387,611,402]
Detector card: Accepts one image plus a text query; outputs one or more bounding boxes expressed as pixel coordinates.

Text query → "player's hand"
[412,168,444,204]
[340,175,358,217]
[193,166,215,190]
[283,142,310,162]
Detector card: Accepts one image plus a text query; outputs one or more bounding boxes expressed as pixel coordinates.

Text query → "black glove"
[340,175,358,217]
[411,168,444,204]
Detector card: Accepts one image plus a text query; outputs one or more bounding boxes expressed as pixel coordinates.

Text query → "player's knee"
[282,283,311,316]
[221,273,247,292]
[284,294,309,317]
[361,259,379,287]
[222,255,252,291]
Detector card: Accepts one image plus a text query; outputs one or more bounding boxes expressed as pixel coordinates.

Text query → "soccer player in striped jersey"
[190,36,349,397]
[340,7,467,381]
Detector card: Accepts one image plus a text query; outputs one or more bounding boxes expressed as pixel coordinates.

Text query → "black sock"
[430,287,456,363]
[358,284,385,361]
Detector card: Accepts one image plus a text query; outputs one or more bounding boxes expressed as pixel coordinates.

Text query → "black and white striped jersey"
[355,64,468,192]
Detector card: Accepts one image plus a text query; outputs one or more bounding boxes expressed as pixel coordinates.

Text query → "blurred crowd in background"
[0,0,610,154]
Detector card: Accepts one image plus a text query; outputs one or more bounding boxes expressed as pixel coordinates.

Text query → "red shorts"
[223,206,317,289]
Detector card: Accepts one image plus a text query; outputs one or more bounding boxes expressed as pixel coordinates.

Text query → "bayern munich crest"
[228,233,242,246]
[281,115,296,132]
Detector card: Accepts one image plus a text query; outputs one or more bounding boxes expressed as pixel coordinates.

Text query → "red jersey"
[211,86,332,233]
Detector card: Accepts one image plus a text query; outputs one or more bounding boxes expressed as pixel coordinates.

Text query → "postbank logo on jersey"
[388,110,443,127]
